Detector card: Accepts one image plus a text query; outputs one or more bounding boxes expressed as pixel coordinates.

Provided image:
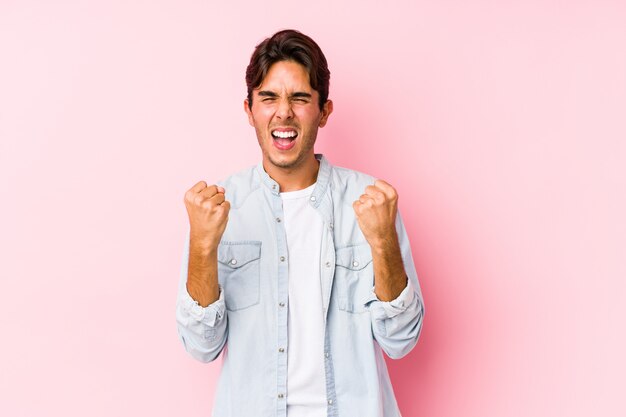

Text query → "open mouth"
[271,129,298,150]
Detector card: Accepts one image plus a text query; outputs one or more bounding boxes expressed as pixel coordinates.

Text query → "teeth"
[272,130,297,139]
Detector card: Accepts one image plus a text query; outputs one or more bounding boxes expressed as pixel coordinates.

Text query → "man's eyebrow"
[257,91,279,97]
[291,92,312,98]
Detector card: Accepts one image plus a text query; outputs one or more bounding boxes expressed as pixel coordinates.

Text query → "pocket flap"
[335,244,373,270]
[218,242,262,269]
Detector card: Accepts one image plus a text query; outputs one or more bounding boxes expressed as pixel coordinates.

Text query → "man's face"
[244,60,332,171]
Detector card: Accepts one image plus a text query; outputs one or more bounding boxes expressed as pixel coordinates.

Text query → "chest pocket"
[334,244,374,313]
[217,241,262,311]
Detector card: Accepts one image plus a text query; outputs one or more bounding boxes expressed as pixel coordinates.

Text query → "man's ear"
[319,99,334,128]
[243,98,254,127]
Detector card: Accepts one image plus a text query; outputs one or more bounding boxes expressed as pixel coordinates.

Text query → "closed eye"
[291,92,312,102]
[258,91,279,101]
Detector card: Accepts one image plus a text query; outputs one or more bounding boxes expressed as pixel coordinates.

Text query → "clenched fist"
[353,179,399,250]
[184,181,230,250]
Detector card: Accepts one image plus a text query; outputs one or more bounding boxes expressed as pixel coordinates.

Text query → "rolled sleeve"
[176,284,229,361]
[365,278,423,359]
[365,279,416,320]
[179,285,226,328]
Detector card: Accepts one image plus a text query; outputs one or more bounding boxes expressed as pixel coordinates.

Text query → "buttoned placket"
[270,179,290,416]
[259,155,339,416]
[311,180,339,417]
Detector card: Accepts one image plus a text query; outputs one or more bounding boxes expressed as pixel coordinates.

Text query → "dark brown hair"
[245,29,330,111]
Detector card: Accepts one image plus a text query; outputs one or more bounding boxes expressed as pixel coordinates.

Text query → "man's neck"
[263,155,320,192]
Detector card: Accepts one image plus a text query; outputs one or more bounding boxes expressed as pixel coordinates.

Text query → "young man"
[176,29,425,417]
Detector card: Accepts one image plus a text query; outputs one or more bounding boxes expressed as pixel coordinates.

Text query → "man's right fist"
[184,181,230,250]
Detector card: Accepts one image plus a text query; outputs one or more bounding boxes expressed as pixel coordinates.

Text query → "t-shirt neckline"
[279,182,317,200]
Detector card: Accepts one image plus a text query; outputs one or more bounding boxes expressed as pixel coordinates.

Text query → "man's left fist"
[353,179,399,249]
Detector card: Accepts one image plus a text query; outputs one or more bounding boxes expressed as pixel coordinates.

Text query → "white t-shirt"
[280,183,327,417]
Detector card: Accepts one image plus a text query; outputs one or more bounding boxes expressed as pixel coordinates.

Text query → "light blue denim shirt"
[176,154,425,417]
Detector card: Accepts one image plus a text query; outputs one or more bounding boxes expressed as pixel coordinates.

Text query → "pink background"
[1,1,625,416]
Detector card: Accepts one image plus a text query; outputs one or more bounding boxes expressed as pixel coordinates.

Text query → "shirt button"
[310,196,316,202]
[276,217,281,223]
[272,184,277,190]
[230,259,237,265]
[278,393,284,399]
[352,261,359,267]
[278,347,285,353]
[280,256,285,262]
[279,302,285,307]
[325,352,329,358]
[325,261,331,267]
[327,399,333,405]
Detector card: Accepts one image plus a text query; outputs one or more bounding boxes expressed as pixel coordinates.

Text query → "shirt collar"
[255,153,332,206]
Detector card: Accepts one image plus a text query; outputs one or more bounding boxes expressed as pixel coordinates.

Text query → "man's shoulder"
[329,163,377,191]
[216,164,260,207]
[217,164,257,185]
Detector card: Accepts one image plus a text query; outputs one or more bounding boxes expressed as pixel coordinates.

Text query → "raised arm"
[354,180,425,359]
[176,181,231,362]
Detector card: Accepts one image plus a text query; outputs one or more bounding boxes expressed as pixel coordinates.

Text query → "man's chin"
[264,146,314,171]
[268,157,300,169]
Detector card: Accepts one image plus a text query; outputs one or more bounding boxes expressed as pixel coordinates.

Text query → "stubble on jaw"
[256,127,318,171]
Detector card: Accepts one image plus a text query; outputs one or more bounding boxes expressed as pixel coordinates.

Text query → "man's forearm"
[370,230,408,302]
[186,239,220,307]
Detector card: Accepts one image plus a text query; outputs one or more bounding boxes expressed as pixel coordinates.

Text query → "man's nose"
[276,98,294,120]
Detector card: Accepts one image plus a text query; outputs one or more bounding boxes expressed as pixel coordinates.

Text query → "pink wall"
[1,1,624,416]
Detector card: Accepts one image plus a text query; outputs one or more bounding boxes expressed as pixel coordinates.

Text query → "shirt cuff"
[364,278,416,319]
[181,285,226,327]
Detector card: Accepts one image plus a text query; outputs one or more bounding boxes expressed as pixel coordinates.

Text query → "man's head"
[244,30,333,173]
[245,29,330,111]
